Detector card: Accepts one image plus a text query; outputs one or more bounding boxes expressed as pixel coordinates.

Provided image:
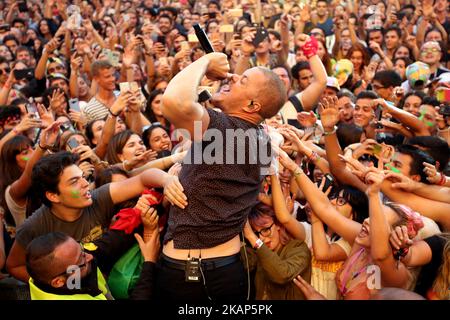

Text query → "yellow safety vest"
[29,268,109,300]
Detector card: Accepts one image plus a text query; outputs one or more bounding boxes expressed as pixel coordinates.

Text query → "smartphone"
[0,24,10,32]
[67,138,79,150]
[14,68,34,80]
[156,35,166,45]
[374,105,383,129]
[321,173,334,193]
[18,2,28,12]
[119,82,130,93]
[373,143,382,156]
[208,12,216,19]
[60,121,75,133]
[229,9,243,18]
[25,102,40,119]
[69,98,81,112]
[129,81,139,92]
[219,24,234,33]
[180,41,190,51]
[252,27,269,48]
[158,57,169,66]
[188,34,199,43]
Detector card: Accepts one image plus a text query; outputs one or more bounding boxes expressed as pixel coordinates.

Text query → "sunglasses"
[0,67,11,75]
[53,244,88,278]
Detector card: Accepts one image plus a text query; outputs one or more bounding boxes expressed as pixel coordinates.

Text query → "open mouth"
[358,225,369,238]
[83,190,92,199]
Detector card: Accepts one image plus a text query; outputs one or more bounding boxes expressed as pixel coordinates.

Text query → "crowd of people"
[0,0,449,301]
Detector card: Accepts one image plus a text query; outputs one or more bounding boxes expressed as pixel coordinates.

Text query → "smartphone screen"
[69,98,81,112]
[322,173,334,192]
[252,27,268,48]
[67,138,79,150]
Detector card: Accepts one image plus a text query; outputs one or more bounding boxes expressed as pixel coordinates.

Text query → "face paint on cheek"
[71,190,81,198]
[385,163,401,173]
[21,156,30,162]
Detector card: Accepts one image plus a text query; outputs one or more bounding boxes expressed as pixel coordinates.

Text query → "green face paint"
[21,156,30,162]
[419,111,435,127]
[71,190,81,198]
[385,163,401,174]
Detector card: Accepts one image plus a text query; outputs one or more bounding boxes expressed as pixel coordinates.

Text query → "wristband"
[12,127,19,135]
[323,126,337,136]
[109,108,119,117]
[293,169,304,177]
[438,173,447,186]
[301,35,319,59]
[308,151,320,163]
[254,238,264,250]
[38,142,50,150]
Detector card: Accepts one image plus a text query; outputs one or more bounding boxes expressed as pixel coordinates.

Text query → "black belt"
[161,253,240,271]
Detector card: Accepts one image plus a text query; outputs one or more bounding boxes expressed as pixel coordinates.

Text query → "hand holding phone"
[321,173,334,193]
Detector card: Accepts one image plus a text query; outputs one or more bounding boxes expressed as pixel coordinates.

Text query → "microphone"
[193,23,214,53]
[193,24,213,102]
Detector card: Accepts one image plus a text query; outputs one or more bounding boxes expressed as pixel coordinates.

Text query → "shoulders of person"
[333,237,352,257]
[300,221,312,249]
[90,183,114,210]
[282,238,311,256]
[206,108,258,131]
[15,205,51,247]
[416,216,442,240]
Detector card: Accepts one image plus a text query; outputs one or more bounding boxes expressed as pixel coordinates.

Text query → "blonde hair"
[432,233,450,300]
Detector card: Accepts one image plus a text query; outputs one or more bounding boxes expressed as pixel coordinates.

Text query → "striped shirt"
[83,91,120,122]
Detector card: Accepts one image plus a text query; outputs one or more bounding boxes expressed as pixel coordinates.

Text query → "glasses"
[421,47,440,54]
[254,223,274,238]
[54,245,88,278]
[310,32,323,37]
[0,67,10,75]
[330,195,348,206]
[371,83,386,90]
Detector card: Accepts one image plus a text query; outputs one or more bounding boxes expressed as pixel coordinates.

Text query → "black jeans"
[154,254,247,302]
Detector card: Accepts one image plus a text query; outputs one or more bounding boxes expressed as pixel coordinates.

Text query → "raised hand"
[73,144,101,164]
[39,121,62,148]
[365,170,385,195]
[422,162,444,185]
[15,114,43,133]
[389,225,413,251]
[297,111,317,128]
[384,171,419,192]
[293,275,326,300]
[318,96,339,131]
[36,103,55,128]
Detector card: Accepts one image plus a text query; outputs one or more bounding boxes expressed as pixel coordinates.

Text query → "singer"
[157,51,287,300]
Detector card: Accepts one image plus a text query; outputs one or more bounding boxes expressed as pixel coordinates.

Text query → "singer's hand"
[204,52,230,81]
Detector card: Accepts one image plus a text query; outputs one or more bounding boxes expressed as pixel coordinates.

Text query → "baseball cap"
[47,72,69,83]
[333,59,353,86]
[326,76,340,91]
[405,62,430,89]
